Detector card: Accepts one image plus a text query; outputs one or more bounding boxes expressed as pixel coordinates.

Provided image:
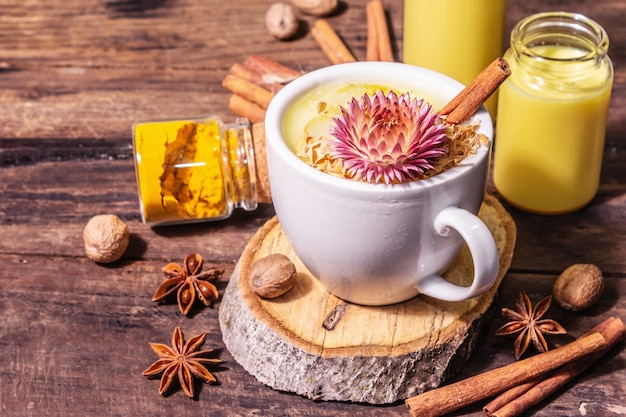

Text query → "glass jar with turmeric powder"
[133,116,257,226]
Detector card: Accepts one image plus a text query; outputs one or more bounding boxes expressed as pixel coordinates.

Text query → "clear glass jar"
[133,116,257,226]
[494,12,613,214]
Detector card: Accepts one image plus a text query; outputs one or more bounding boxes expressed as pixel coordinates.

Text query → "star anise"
[152,253,223,315]
[496,291,566,360]
[142,326,221,398]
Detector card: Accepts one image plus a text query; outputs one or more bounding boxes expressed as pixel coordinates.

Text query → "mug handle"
[416,206,500,302]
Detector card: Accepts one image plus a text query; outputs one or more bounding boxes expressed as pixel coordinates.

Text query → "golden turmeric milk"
[493,13,613,214]
[403,0,506,116]
[133,117,257,225]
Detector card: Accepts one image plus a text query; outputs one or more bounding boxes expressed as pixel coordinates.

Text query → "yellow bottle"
[403,0,507,116]
[133,117,258,225]
[494,12,613,214]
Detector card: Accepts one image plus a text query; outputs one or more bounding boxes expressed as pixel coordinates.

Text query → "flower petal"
[329,90,448,184]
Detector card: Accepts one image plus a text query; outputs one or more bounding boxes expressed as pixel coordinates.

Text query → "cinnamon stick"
[228,94,266,124]
[365,1,379,61]
[251,122,272,204]
[404,331,607,417]
[438,57,511,124]
[484,317,626,417]
[229,63,264,85]
[366,0,393,62]
[481,379,541,415]
[222,74,275,109]
[311,19,356,65]
[243,54,301,84]
[230,63,283,93]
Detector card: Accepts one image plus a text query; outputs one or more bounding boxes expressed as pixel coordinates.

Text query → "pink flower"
[329,90,448,184]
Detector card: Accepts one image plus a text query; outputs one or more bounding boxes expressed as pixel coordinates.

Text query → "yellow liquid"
[282,81,447,152]
[494,46,613,214]
[403,0,506,117]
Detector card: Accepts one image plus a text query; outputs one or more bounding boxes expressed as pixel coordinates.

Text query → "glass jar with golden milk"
[494,12,613,214]
[133,117,257,225]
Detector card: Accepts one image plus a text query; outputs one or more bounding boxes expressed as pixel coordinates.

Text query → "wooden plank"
[1,159,624,274]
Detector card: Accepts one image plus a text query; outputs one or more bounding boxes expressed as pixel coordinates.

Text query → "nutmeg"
[265,2,300,40]
[552,264,604,312]
[249,253,297,298]
[83,214,130,263]
[292,0,338,16]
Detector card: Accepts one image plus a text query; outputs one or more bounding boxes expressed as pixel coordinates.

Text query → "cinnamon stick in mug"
[438,57,511,124]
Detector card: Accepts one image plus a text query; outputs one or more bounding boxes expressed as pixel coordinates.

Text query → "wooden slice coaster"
[219,194,516,404]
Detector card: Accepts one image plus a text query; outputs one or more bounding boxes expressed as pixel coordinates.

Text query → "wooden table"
[1,1,624,416]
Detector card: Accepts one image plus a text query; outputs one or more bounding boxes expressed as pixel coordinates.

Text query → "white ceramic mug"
[265,62,499,306]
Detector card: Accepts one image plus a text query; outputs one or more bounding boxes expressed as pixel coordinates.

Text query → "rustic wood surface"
[0,1,624,416]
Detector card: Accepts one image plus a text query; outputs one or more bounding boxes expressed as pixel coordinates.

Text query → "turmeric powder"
[133,117,257,225]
